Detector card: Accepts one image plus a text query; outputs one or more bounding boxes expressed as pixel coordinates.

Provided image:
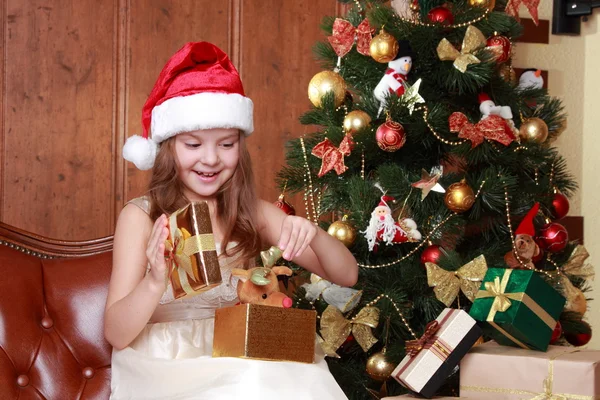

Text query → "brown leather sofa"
[0,223,113,399]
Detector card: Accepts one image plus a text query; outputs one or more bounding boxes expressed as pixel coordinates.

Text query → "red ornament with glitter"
[274,194,296,216]
[427,6,454,25]
[486,35,512,63]
[421,244,443,266]
[551,192,570,220]
[538,222,569,253]
[376,121,406,152]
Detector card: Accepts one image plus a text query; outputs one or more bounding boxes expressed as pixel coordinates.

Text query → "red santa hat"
[478,93,492,104]
[379,195,395,208]
[123,42,254,170]
[515,202,540,236]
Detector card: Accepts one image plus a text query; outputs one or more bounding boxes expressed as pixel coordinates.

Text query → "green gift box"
[469,268,565,351]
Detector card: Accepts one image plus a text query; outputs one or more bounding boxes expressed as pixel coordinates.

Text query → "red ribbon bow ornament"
[311,135,355,177]
[327,18,374,57]
[449,112,516,148]
[405,320,441,357]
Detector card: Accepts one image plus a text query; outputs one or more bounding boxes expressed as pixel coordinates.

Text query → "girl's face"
[174,128,241,202]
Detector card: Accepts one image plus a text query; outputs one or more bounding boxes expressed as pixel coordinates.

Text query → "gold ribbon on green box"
[473,269,559,350]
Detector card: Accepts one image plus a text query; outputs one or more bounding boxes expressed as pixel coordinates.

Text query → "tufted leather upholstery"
[0,245,112,399]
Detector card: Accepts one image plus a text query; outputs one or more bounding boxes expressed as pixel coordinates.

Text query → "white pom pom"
[410,229,422,241]
[122,135,158,170]
[401,218,417,230]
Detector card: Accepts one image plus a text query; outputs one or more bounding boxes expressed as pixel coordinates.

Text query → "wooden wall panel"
[125,1,232,203]
[2,0,114,239]
[240,0,338,205]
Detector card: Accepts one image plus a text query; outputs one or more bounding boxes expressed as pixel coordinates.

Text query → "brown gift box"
[213,304,317,363]
[166,201,221,299]
[460,341,600,399]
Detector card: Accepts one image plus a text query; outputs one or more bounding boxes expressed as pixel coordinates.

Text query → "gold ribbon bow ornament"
[559,245,594,312]
[426,255,488,307]
[437,26,487,73]
[319,305,380,356]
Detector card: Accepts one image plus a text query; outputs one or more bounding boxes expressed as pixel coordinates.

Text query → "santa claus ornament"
[362,195,422,252]
[504,202,541,269]
[373,41,414,108]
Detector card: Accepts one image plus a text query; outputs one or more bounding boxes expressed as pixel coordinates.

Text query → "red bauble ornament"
[427,6,454,26]
[376,120,406,152]
[274,194,296,216]
[550,321,562,344]
[486,35,512,63]
[538,222,569,253]
[421,244,443,265]
[565,321,592,347]
[551,192,570,220]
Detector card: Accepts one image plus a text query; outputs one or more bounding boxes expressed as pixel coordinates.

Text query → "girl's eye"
[185,143,200,148]
[221,143,235,148]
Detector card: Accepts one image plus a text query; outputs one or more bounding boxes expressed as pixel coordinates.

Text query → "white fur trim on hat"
[151,92,254,143]
[122,135,158,171]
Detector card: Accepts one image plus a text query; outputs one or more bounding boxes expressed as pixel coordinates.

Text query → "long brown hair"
[147,134,262,264]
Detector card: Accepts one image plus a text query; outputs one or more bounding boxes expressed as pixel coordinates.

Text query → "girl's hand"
[146,214,170,291]
[278,215,317,261]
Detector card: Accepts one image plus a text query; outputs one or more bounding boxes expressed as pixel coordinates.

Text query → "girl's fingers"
[295,232,313,259]
[278,218,292,251]
[284,226,300,260]
[288,228,306,260]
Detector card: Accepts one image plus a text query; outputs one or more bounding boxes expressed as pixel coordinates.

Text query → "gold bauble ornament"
[444,179,475,213]
[498,64,517,86]
[468,0,496,10]
[473,336,485,346]
[519,117,549,144]
[308,71,347,108]
[565,288,587,315]
[343,110,372,135]
[370,29,399,63]
[365,350,396,382]
[327,215,357,247]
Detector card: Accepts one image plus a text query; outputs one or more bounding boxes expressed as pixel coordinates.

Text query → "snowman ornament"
[373,42,413,108]
[518,69,544,90]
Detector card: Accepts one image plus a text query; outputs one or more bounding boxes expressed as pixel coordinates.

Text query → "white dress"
[110,198,348,400]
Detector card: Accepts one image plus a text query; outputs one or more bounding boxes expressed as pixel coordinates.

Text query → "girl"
[104,42,358,400]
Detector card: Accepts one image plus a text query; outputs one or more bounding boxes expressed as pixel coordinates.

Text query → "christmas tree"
[276,0,594,398]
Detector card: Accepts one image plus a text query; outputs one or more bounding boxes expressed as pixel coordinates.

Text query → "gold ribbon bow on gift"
[436,26,487,73]
[558,245,594,308]
[426,255,488,307]
[164,227,216,280]
[479,272,523,320]
[405,320,440,357]
[475,269,557,349]
[319,305,380,356]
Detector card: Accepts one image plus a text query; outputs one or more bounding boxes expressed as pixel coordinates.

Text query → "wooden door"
[0,0,338,239]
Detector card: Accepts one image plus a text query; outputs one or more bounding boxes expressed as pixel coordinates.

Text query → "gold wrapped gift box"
[166,201,222,299]
[213,304,317,363]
